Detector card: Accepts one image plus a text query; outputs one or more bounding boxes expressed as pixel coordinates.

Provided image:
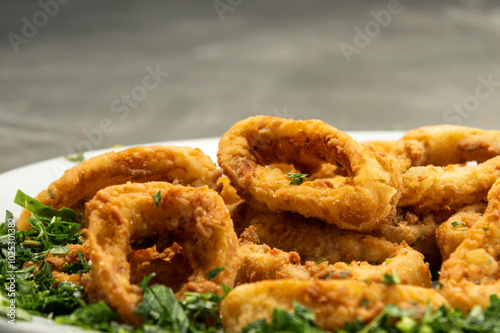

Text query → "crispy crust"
[393,125,500,167]
[85,182,241,326]
[237,238,432,288]
[398,156,500,212]
[438,179,500,312]
[221,279,449,333]
[217,116,402,232]
[17,145,222,230]
[436,202,487,261]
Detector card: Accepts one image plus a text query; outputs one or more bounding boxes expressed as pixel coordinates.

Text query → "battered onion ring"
[398,155,500,213]
[393,124,500,167]
[221,279,449,333]
[217,116,402,232]
[85,182,241,326]
[237,239,431,287]
[436,202,486,261]
[439,178,500,312]
[17,145,222,231]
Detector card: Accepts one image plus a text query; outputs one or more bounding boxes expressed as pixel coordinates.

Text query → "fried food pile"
[17,116,500,332]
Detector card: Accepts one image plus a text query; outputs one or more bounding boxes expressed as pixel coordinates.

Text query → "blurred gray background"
[1,0,500,174]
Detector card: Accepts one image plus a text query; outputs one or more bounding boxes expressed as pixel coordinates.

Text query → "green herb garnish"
[62,250,91,274]
[152,190,162,208]
[383,272,401,285]
[242,301,324,333]
[284,172,309,185]
[207,266,225,280]
[315,258,327,265]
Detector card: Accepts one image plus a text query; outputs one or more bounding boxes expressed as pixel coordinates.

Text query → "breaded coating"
[371,209,441,266]
[217,116,402,232]
[393,125,500,167]
[221,279,449,333]
[436,202,486,261]
[439,179,500,312]
[244,211,433,278]
[17,145,222,230]
[85,182,241,326]
[398,155,500,213]
[237,239,431,288]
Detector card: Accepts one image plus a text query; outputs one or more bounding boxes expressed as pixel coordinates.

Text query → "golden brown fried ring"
[17,145,222,231]
[236,243,311,284]
[398,156,500,213]
[363,140,397,154]
[85,182,241,326]
[439,179,500,312]
[371,209,442,266]
[393,125,500,167]
[436,202,487,261]
[221,279,449,333]
[227,200,261,237]
[237,240,431,287]
[216,175,242,206]
[217,116,402,232]
[244,211,434,269]
[457,130,500,158]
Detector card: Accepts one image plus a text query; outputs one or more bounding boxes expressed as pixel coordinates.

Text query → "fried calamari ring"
[436,202,486,261]
[439,179,500,312]
[237,239,431,287]
[221,279,449,333]
[398,155,500,213]
[17,145,222,231]
[393,125,500,167]
[243,211,435,270]
[235,242,311,284]
[217,116,402,232]
[371,209,442,266]
[85,182,241,326]
[456,129,500,158]
[363,140,397,154]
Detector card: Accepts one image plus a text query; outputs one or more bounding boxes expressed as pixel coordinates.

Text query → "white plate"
[0,131,404,332]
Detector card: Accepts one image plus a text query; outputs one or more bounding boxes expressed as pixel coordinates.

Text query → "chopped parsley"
[207,266,225,280]
[451,221,466,228]
[242,301,324,333]
[62,250,91,275]
[383,272,402,285]
[152,190,162,208]
[341,294,500,333]
[284,172,309,185]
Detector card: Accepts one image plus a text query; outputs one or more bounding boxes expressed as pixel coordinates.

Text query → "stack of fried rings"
[16,116,500,332]
[217,117,500,332]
